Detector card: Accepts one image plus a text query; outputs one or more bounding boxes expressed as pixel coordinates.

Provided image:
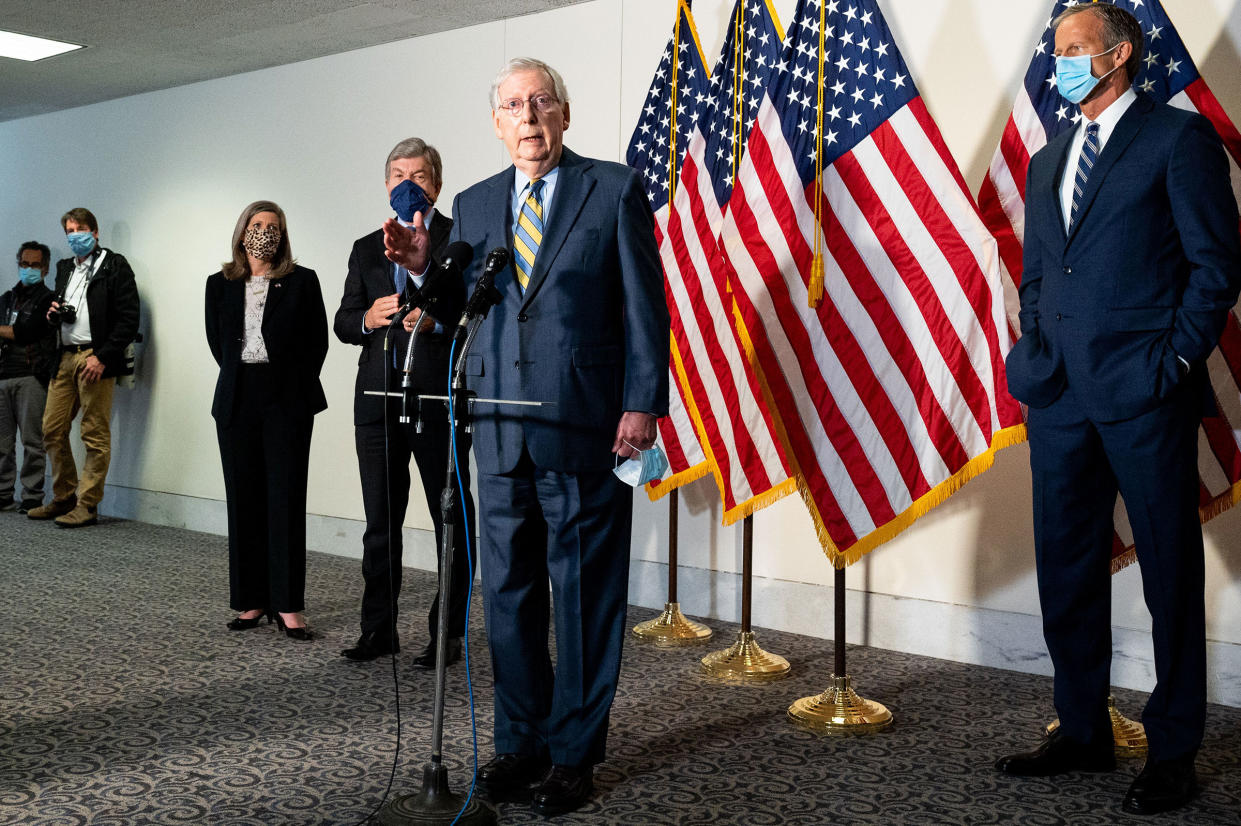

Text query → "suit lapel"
[487,168,522,306]
[1049,132,1073,240]
[1066,93,1151,245]
[263,271,289,323]
[521,149,595,310]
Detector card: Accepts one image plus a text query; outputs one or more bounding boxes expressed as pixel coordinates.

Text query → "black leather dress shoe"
[341,632,399,661]
[477,753,551,803]
[412,637,463,670]
[531,764,594,817]
[995,730,1115,776]
[1123,757,1197,815]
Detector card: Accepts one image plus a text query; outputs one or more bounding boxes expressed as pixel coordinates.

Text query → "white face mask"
[613,441,669,487]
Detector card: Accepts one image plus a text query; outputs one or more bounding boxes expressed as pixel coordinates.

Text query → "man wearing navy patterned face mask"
[334,138,474,668]
[999,3,1241,815]
[28,208,140,528]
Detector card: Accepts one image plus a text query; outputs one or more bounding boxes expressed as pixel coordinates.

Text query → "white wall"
[3,0,1240,703]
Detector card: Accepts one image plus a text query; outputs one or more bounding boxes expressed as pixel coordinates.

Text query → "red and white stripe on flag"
[708,0,1026,565]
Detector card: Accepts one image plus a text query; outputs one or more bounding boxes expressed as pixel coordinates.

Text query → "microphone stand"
[378,305,505,826]
[399,321,427,429]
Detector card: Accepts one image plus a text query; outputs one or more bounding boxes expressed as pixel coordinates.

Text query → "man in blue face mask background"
[27,208,140,528]
[999,2,1241,816]
[0,242,57,512]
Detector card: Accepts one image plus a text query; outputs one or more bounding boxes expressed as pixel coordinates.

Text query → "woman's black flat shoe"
[227,611,270,631]
[275,613,315,641]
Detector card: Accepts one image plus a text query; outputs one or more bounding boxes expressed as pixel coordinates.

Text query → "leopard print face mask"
[243,224,281,262]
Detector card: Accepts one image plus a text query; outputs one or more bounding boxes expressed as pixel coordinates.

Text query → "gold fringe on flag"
[1109,477,1241,574]
[645,334,715,502]
[800,424,1029,568]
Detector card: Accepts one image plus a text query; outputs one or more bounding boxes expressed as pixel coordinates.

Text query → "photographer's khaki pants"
[42,349,114,509]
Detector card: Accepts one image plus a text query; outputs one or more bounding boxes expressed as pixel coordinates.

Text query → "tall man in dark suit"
[385,58,668,816]
[997,4,1241,815]
[334,138,475,666]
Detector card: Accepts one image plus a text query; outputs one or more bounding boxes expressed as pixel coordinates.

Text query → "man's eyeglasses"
[497,94,561,119]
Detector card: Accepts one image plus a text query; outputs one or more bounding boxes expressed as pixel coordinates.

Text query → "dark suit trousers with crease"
[478,448,633,768]
[1028,381,1206,761]
[217,364,314,615]
[355,398,476,643]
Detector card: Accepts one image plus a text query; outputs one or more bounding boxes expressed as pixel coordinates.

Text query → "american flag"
[629,0,798,519]
[627,0,713,495]
[979,0,1241,570]
[717,0,1025,564]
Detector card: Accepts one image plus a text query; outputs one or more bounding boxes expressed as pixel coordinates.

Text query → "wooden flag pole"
[788,565,892,734]
[700,515,790,681]
[633,489,713,645]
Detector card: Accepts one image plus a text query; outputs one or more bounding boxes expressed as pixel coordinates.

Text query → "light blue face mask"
[66,231,97,258]
[1054,43,1121,104]
[18,266,43,286]
[613,441,669,487]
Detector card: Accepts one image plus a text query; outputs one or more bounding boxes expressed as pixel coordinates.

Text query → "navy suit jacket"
[1006,91,1241,422]
[333,210,460,426]
[450,147,669,475]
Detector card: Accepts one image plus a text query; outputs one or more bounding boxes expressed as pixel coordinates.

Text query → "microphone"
[393,240,474,324]
[456,247,508,330]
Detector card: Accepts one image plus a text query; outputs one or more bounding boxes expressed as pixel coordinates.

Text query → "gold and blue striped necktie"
[514,178,545,292]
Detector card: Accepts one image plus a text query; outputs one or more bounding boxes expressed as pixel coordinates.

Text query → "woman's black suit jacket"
[205,265,328,427]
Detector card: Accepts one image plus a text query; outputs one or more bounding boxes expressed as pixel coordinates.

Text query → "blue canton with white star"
[1024,0,1199,141]
[626,3,710,212]
[698,0,785,206]
[769,0,918,183]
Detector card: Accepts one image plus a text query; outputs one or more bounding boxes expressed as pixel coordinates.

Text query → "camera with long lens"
[47,294,77,325]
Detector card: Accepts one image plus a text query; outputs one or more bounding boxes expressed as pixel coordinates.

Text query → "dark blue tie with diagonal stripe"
[1071,121,1100,228]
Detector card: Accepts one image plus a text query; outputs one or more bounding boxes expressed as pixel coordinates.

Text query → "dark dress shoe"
[341,632,398,661]
[274,613,316,641]
[18,499,43,514]
[1123,757,1197,815]
[412,637,463,670]
[531,764,594,817]
[995,730,1115,776]
[477,753,551,803]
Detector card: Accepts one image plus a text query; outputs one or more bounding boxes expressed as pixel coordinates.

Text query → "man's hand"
[383,211,430,274]
[402,307,435,334]
[612,411,658,459]
[46,300,61,323]
[81,354,105,384]
[365,293,401,330]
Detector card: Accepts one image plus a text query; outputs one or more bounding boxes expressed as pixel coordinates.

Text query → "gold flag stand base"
[632,602,713,646]
[700,630,790,682]
[787,674,893,735]
[1045,695,1148,756]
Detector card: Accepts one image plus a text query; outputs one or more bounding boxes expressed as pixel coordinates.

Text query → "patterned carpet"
[2,512,1239,826]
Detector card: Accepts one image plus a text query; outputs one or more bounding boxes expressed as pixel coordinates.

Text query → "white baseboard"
[101,484,1241,709]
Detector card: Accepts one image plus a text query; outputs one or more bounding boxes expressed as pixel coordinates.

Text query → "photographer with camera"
[27,208,139,528]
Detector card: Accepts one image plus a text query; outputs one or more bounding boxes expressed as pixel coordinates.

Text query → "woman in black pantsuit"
[205,200,328,640]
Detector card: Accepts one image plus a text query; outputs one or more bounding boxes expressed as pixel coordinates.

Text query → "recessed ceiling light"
[0,30,83,62]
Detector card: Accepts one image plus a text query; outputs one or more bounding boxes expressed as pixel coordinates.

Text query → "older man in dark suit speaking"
[998,3,1241,816]
[385,57,668,816]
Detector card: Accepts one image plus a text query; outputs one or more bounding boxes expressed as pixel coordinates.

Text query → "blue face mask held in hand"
[390,179,432,223]
[613,441,669,487]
